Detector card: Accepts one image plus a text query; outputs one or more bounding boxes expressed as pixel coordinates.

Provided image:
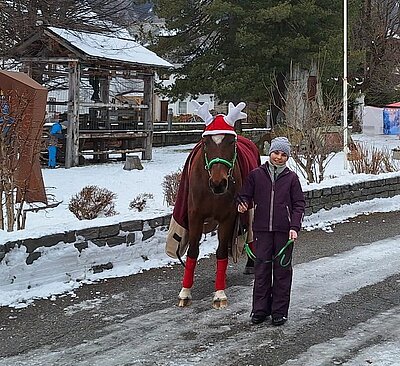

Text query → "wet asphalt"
[0,210,399,365]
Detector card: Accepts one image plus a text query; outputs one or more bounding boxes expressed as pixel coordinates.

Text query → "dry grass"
[349,142,399,174]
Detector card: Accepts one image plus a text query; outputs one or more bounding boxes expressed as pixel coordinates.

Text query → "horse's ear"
[225,102,247,126]
[191,101,213,125]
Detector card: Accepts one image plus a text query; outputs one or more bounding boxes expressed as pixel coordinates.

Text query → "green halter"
[204,142,237,172]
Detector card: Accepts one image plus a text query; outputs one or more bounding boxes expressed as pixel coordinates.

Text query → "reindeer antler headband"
[191,101,247,137]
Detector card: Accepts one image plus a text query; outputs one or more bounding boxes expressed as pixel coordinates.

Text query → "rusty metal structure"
[0,70,48,204]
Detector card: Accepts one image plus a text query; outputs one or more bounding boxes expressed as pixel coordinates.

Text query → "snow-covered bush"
[162,169,182,206]
[68,185,117,220]
[129,193,154,212]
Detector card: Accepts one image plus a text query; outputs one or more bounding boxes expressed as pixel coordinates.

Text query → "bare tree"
[0,83,51,231]
[0,0,136,64]
[352,0,400,104]
[1,90,30,230]
[270,64,343,184]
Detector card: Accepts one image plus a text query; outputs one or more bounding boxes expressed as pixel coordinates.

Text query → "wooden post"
[100,75,110,128]
[167,108,173,131]
[100,76,109,104]
[66,61,80,168]
[22,62,33,78]
[143,74,154,160]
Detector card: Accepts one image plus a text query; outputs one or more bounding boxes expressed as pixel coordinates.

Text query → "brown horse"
[178,133,241,308]
[177,133,261,310]
[165,102,258,308]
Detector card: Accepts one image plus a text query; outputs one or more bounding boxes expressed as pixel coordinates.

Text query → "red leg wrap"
[182,256,197,288]
[215,258,228,291]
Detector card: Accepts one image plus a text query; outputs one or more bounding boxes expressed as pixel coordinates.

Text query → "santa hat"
[191,101,247,137]
[202,114,236,136]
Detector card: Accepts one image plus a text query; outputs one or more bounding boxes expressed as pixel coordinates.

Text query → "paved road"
[0,211,399,365]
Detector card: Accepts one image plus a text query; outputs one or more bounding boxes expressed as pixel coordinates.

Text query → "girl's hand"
[289,230,298,241]
[238,202,248,213]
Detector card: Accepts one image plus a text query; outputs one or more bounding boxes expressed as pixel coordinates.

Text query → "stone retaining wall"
[303,176,400,215]
[2,176,400,267]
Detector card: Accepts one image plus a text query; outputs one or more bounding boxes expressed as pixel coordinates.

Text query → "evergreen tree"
[153,0,344,104]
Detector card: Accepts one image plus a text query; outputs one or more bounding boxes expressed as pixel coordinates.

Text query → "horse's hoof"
[212,299,228,309]
[213,290,227,309]
[243,266,255,275]
[178,298,192,307]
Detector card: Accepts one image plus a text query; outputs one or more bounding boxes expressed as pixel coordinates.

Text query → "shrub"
[68,185,117,220]
[349,142,399,174]
[129,193,154,212]
[162,169,182,206]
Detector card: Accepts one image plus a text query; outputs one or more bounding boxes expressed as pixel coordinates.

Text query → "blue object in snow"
[48,145,57,168]
[50,121,62,135]
[47,121,63,168]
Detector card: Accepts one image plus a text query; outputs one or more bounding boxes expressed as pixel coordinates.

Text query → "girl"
[237,136,305,326]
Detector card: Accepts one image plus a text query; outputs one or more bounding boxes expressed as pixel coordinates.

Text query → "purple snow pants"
[252,231,293,318]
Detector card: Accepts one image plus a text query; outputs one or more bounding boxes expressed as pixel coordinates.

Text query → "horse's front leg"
[213,258,228,309]
[178,218,203,307]
[212,219,234,309]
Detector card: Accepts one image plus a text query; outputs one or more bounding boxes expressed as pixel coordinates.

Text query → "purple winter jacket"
[237,163,305,233]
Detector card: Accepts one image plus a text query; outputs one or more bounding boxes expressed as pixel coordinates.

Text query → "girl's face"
[270,150,288,165]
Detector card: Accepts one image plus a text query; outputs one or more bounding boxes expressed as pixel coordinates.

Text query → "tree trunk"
[5,181,15,232]
[0,184,4,230]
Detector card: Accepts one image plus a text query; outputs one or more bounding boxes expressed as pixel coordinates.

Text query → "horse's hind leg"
[212,220,233,309]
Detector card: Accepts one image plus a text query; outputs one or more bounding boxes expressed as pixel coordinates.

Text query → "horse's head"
[192,100,247,195]
[203,133,237,195]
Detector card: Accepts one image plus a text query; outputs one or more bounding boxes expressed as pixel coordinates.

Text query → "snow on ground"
[1,133,400,243]
[1,133,400,364]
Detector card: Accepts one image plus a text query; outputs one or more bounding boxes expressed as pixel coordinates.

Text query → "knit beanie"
[269,137,291,157]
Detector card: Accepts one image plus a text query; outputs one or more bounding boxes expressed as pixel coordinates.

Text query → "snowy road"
[0,211,399,365]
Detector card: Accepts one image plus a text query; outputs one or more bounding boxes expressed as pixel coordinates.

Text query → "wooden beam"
[46,100,68,105]
[80,148,146,156]
[79,131,148,139]
[143,74,154,160]
[20,57,80,63]
[79,102,148,109]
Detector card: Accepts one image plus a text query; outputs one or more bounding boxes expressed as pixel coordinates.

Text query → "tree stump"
[392,149,400,160]
[123,156,143,170]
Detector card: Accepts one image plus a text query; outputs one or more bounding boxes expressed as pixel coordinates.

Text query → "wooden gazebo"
[10,26,173,167]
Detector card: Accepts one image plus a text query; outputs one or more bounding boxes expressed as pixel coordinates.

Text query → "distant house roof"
[47,27,172,68]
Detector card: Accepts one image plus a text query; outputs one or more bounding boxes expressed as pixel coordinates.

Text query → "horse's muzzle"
[209,177,228,195]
